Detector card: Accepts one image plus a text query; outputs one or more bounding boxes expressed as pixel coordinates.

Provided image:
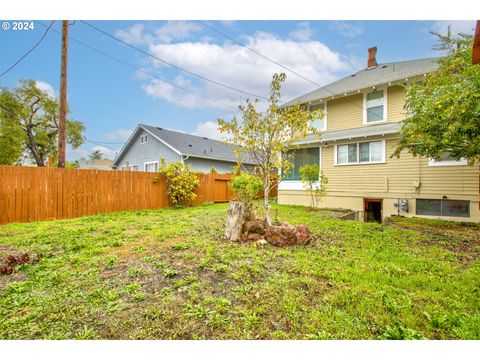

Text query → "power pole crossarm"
[57,20,68,168]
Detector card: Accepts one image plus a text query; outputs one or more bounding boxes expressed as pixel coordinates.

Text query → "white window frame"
[144,161,159,172]
[428,157,468,167]
[130,164,139,171]
[308,102,327,131]
[334,140,386,166]
[363,88,387,125]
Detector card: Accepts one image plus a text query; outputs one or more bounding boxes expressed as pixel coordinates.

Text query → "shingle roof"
[283,57,440,107]
[140,124,256,164]
[297,122,401,144]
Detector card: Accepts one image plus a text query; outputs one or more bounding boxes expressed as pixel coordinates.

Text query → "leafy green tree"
[218,73,322,225]
[0,80,86,166]
[157,160,200,206]
[299,163,328,208]
[0,91,24,165]
[394,32,480,163]
[89,149,103,160]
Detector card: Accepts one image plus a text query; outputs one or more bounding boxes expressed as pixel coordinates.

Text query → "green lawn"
[1,202,479,339]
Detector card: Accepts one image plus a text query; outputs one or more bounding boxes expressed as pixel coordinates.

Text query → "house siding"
[116,129,182,170]
[278,137,480,222]
[186,157,238,174]
[324,85,405,132]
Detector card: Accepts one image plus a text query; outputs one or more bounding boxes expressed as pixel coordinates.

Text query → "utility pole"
[57,20,68,168]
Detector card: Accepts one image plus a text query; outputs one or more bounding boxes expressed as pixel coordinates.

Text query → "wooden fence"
[0,166,277,225]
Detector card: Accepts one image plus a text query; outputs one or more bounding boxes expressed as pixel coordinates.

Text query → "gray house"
[112,124,255,173]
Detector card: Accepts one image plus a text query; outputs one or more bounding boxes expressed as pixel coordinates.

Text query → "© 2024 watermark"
[2,21,35,31]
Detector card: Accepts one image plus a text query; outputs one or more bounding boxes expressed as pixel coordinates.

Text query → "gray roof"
[297,122,401,144]
[139,124,256,164]
[283,57,440,107]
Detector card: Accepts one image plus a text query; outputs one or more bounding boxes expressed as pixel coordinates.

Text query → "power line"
[35,21,238,112]
[0,21,55,79]
[79,20,269,100]
[86,139,124,145]
[200,21,365,110]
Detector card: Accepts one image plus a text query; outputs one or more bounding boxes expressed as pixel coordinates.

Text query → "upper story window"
[282,147,320,181]
[335,140,385,165]
[428,152,467,167]
[308,103,327,131]
[364,89,386,124]
[140,134,148,144]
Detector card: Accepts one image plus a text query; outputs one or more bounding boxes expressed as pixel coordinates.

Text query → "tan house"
[279,47,479,223]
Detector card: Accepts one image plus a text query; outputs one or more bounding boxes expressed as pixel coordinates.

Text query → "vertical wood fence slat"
[0,165,277,225]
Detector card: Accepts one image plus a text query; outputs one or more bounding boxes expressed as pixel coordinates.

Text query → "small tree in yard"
[229,172,264,219]
[218,73,323,225]
[299,164,328,209]
[157,160,200,206]
[394,31,480,163]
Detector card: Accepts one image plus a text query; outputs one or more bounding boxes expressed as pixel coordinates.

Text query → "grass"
[0,202,479,339]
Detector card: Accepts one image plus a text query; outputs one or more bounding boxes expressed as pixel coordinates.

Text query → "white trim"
[144,161,159,172]
[334,140,386,166]
[428,158,468,167]
[363,88,387,125]
[130,164,139,171]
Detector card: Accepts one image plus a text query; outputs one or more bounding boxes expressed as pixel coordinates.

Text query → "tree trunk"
[225,201,247,242]
[264,175,272,226]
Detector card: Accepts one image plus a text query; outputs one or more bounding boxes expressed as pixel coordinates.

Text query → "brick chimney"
[367,47,377,69]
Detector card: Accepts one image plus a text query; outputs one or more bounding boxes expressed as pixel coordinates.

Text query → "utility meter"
[400,199,408,212]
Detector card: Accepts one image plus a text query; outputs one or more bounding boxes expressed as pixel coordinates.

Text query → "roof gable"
[113,124,255,166]
[283,57,440,107]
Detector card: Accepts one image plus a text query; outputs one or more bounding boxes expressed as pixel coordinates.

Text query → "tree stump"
[225,201,247,242]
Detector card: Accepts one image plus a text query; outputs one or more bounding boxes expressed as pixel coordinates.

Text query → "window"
[416,199,470,217]
[283,147,319,181]
[144,161,158,172]
[364,90,385,123]
[428,152,467,167]
[140,134,148,144]
[335,141,384,165]
[308,103,327,131]
[130,165,138,171]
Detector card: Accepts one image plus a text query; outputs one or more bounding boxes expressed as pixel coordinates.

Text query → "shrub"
[158,160,200,206]
[229,172,264,219]
[299,164,328,208]
[230,172,264,204]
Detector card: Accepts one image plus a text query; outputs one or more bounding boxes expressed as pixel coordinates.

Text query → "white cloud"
[103,128,133,142]
[138,30,355,110]
[116,21,201,45]
[192,121,225,140]
[330,21,364,38]
[431,20,476,35]
[35,80,56,98]
[289,21,314,41]
[115,24,148,45]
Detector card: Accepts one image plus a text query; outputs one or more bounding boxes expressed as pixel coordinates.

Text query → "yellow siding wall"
[325,94,363,131]
[387,85,406,122]
[321,138,479,200]
[279,137,480,221]
[325,85,406,131]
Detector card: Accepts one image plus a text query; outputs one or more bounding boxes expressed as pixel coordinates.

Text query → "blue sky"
[0,20,476,160]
